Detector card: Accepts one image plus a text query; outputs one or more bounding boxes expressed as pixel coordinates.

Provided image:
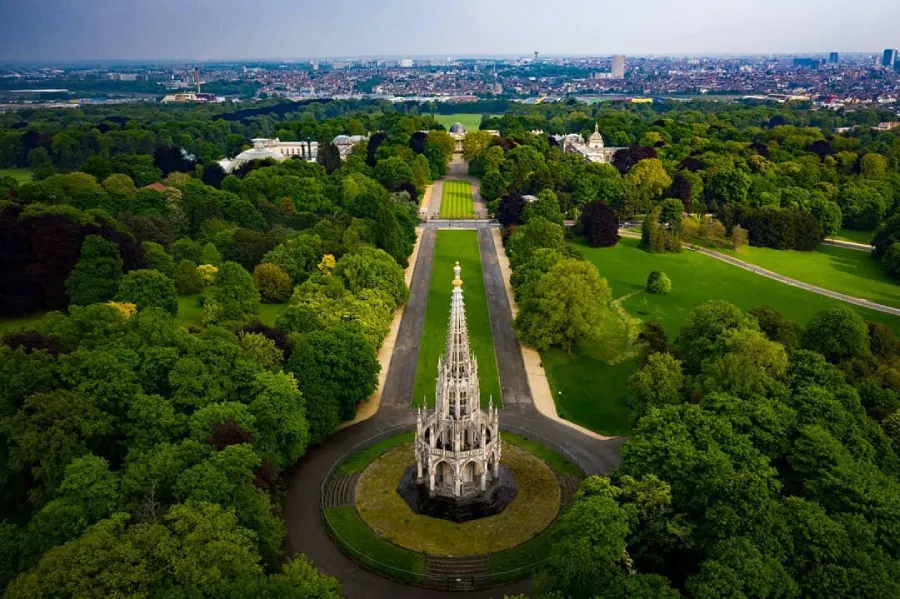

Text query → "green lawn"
[324,506,425,584]
[0,312,47,334]
[831,228,875,245]
[0,168,33,184]
[178,293,284,328]
[412,230,501,408]
[724,244,900,308]
[543,236,900,436]
[433,113,486,132]
[440,180,474,219]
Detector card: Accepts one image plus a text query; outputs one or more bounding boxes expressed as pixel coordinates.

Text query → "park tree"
[625,158,672,214]
[497,194,526,226]
[316,143,342,174]
[479,170,506,203]
[462,130,494,161]
[207,262,260,324]
[115,269,178,315]
[628,352,684,418]
[581,200,619,247]
[199,242,222,267]
[646,271,671,295]
[253,263,292,303]
[286,324,379,444]
[262,233,323,284]
[676,300,758,373]
[516,259,611,353]
[506,217,566,268]
[334,247,408,308]
[802,306,870,362]
[173,259,204,295]
[141,241,174,276]
[524,189,564,226]
[65,235,124,306]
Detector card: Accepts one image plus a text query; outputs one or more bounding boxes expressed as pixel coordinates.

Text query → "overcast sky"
[0,0,897,62]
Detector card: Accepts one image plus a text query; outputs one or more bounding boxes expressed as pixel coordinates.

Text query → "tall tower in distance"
[534,50,539,63]
[611,55,626,79]
[829,52,839,64]
[883,48,898,68]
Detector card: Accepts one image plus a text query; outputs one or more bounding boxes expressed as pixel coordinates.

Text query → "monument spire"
[437,261,479,419]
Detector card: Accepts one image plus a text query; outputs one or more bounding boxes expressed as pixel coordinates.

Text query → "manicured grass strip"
[333,432,415,477]
[0,168,33,184]
[440,180,475,219]
[722,244,900,308]
[503,432,582,477]
[412,230,501,408]
[831,227,875,245]
[324,506,425,584]
[542,236,900,437]
[433,113,486,132]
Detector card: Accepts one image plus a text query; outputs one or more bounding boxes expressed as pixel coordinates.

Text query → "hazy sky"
[0,0,897,62]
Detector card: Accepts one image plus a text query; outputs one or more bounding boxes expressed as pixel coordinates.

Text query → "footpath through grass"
[412,230,501,408]
[433,113,486,131]
[722,244,900,308]
[440,180,475,219]
[831,228,875,245]
[543,236,900,436]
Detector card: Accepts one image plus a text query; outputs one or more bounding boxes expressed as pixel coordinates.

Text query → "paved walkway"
[619,229,900,317]
[478,228,531,405]
[823,239,873,252]
[379,228,437,409]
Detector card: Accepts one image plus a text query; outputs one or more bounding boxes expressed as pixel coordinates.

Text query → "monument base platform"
[396,465,518,523]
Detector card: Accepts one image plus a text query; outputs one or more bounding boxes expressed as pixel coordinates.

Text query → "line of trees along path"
[284,175,623,598]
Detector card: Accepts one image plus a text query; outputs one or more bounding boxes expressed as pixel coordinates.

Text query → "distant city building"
[592,56,626,80]
[217,134,366,172]
[793,57,825,70]
[534,51,539,63]
[883,48,898,67]
[829,52,840,63]
[555,123,625,164]
[160,92,220,104]
[400,58,414,68]
[611,55,626,79]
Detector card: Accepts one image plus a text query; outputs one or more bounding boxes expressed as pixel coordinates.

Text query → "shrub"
[646,271,672,295]
[253,263,292,303]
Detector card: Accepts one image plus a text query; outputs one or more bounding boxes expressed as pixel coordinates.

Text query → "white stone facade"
[555,122,624,164]
[415,262,501,499]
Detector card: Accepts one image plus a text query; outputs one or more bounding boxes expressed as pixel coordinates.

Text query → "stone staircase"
[323,474,359,508]
[423,554,491,591]
[556,473,582,508]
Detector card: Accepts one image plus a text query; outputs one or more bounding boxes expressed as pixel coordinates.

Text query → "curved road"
[284,200,624,597]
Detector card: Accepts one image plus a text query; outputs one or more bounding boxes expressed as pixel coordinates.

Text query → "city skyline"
[1,0,898,62]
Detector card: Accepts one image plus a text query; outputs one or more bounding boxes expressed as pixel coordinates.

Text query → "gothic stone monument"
[397,262,517,522]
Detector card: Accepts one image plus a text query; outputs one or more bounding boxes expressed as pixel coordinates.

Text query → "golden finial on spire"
[453,261,463,287]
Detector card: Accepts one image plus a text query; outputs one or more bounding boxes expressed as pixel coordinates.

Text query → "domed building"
[448,122,468,153]
[555,122,623,164]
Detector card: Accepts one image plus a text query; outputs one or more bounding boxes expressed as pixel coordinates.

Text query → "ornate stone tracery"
[414,261,501,499]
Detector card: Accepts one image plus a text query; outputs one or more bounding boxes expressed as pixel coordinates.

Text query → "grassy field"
[0,168,33,184]
[440,180,475,219]
[433,113,486,132]
[724,244,900,308]
[831,228,875,245]
[0,312,47,334]
[177,293,284,328]
[412,230,501,408]
[542,236,900,436]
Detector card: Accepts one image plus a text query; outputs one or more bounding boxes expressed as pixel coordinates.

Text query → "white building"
[217,134,367,173]
[554,123,624,164]
[414,262,501,499]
